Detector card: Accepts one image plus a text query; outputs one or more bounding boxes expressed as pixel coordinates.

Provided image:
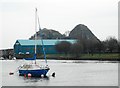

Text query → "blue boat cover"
[24,54,36,60]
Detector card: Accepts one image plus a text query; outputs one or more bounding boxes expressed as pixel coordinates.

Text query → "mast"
[35,8,37,54]
[33,8,37,63]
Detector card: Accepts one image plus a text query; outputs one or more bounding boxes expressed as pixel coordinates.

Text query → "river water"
[1,60,118,86]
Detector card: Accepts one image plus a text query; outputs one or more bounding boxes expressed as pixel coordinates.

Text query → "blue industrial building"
[14,39,76,58]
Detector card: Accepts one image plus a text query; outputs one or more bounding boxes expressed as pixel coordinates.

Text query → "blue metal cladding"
[24,54,36,60]
[14,39,76,54]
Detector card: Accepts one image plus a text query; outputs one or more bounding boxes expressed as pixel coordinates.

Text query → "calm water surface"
[1,60,118,86]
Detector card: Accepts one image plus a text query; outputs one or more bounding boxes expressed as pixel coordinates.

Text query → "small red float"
[24,74,26,78]
[28,73,32,77]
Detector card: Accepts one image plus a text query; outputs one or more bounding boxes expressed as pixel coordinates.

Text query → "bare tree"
[106,37,118,53]
[55,41,72,55]
[64,31,70,37]
[70,42,83,58]
[118,41,120,53]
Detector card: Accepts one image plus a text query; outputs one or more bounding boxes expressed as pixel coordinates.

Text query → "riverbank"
[38,53,120,61]
[1,53,120,61]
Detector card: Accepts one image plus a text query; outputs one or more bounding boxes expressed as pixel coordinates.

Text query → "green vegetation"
[80,53,119,59]
[39,53,119,60]
[54,36,120,59]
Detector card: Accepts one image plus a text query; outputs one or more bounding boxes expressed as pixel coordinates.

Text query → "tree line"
[55,36,120,58]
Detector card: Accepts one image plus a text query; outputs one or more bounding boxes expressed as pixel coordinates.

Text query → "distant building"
[0,50,3,57]
[14,39,76,59]
[0,49,13,59]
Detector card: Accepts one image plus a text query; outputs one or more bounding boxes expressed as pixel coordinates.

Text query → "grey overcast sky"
[0,0,119,49]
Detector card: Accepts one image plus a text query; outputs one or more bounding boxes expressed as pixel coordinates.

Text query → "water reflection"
[17,76,50,86]
[20,76,50,83]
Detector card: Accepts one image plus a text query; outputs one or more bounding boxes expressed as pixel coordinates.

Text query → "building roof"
[15,39,76,46]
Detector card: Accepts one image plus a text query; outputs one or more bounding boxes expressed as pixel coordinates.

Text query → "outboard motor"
[52,72,55,77]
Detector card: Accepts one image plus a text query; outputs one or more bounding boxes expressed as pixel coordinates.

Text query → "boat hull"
[19,69,49,77]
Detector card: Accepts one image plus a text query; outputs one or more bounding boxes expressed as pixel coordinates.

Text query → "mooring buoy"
[9,71,14,75]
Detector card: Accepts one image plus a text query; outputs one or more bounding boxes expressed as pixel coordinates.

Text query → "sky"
[0,0,119,49]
